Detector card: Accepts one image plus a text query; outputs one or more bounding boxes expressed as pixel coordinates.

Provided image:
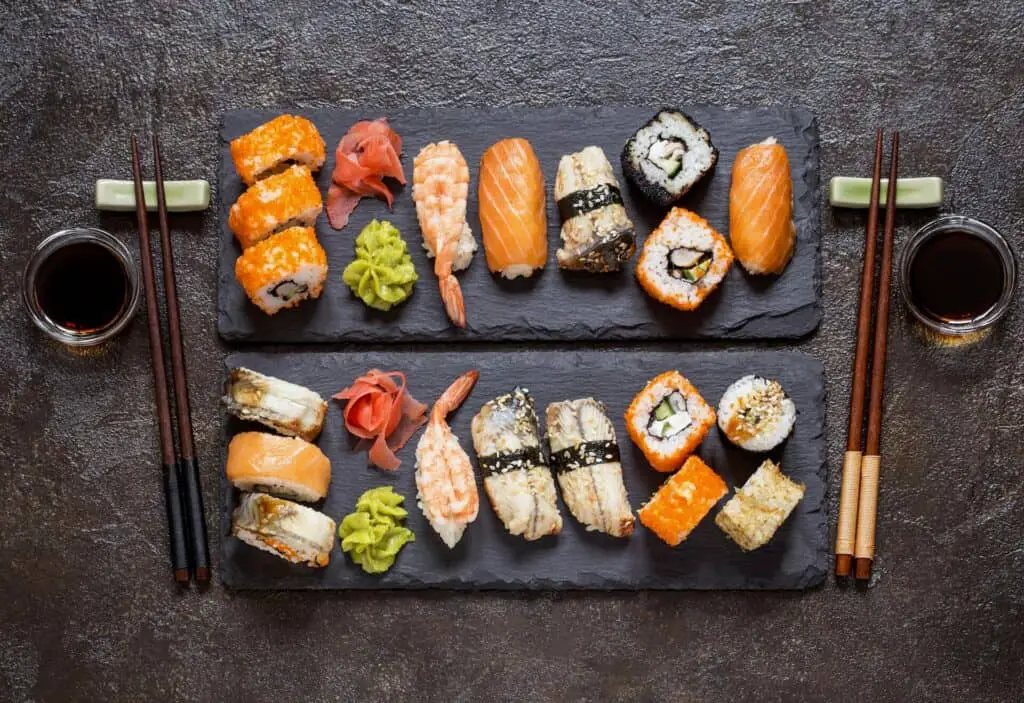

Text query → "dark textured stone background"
[1,1,1021,701]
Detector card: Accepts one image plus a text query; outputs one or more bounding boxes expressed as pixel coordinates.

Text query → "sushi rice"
[621,109,718,207]
[717,375,796,452]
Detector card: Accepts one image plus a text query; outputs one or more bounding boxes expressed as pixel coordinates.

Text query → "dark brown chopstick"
[152,136,211,584]
[835,129,884,578]
[855,131,900,581]
[131,136,190,585]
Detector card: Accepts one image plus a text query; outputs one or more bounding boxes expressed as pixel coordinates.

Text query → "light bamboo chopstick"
[835,129,884,578]
[854,131,899,581]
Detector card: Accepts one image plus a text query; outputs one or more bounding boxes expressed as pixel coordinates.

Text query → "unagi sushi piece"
[546,398,634,537]
[715,459,805,551]
[230,114,326,186]
[625,371,716,473]
[554,146,636,272]
[729,138,795,275]
[636,207,734,311]
[621,109,718,207]
[226,432,331,502]
[234,226,327,315]
[232,493,336,567]
[638,456,727,546]
[413,141,477,328]
[223,367,328,442]
[717,375,796,452]
[478,138,547,279]
[228,165,323,249]
[471,387,562,540]
[415,371,481,548]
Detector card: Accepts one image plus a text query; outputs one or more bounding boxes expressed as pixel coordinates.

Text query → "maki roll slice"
[228,164,323,249]
[231,493,336,567]
[621,109,717,207]
[636,208,734,311]
[715,459,805,551]
[717,375,796,452]
[625,371,716,473]
[554,146,636,273]
[223,367,328,442]
[638,456,727,547]
[230,114,326,186]
[234,226,328,315]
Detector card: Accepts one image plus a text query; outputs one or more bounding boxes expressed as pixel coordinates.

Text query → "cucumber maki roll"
[621,110,718,207]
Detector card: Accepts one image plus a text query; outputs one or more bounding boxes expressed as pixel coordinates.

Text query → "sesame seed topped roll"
[230,114,326,186]
[228,165,323,249]
[235,226,327,315]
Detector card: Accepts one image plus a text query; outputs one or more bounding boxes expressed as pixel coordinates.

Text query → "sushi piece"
[546,398,634,537]
[326,118,406,230]
[717,375,796,452]
[231,492,336,567]
[478,138,547,279]
[225,432,331,502]
[223,367,328,442]
[553,146,636,272]
[415,371,481,548]
[471,388,562,540]
[230,114,326,186]
[228,165,323,249]
[412,141,477,328]
[625,371,716,473]
[234,226,327,315]
[621,109,718,207]
[729,138,796,275]
[715,459,805,551]
[635,207,734,311]
[638,455,727,546]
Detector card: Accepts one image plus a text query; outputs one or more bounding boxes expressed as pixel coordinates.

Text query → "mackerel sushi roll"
[625,371,716,473]
[234,226,327,315]
[636,207,734,311]
[717,375,796,452]
[621,109,718,207]
[546,398,634,537]
[554,146,636,273]
[229,165,323,249]
[471,387,562,540]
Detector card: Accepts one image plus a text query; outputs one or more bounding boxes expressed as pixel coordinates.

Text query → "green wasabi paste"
[338,486,415,574]
[342,220,418,311]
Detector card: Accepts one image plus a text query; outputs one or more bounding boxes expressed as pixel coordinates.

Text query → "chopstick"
[855,131,899,581]
[131,136,190,585]
[835,129,884,578]
[152,136,211,583]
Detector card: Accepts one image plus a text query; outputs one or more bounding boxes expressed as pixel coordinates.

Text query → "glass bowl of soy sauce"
[899,215,1016,337]
[23,227,140,346]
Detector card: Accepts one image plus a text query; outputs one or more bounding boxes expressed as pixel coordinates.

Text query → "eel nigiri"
[412,141,478,328]
[546,398,634,537]
[471,387,562,540]
[729,138,795,275]
[478,138,547,279]
[415,371,481,548]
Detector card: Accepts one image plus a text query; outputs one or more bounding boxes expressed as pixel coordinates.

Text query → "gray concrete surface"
[1,1,1022,701]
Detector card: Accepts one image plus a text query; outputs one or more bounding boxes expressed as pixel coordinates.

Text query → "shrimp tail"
[439,273,467,328]
[431,370,480,423]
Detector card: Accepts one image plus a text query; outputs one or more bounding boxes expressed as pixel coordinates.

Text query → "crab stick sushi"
[234,226,327,316]
[478,138,547,279]
[636,208,734,311]
[717,375,796,452]
[228,165,323,249]
[230,114,326,186]
[729,138,795,275]
[638,455,727,546]
[625,371,716,472]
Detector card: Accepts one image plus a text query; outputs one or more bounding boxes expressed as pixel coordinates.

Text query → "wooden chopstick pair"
[835,129,900,581]
[131,135,211,585]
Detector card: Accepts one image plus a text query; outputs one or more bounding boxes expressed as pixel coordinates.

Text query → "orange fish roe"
[638,455,727,546]
[228,165,323,248]
[230,114,326,186]
[234,226,327,314]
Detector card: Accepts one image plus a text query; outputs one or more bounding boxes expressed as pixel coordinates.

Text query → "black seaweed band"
[557,183,624,221]
[477,447,546,476]
[550,440,621,473]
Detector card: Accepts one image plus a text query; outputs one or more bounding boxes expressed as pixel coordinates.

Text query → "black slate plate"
[220,350,827,590]
[218,107,821,343]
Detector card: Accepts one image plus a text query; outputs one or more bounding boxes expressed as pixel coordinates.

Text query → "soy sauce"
[908,230,1004,322]
[35,242,128,333]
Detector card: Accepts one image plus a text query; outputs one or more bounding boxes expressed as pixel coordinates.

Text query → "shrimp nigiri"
[412,141,478,328]
[414,370,480,548]
[729,138,795,275]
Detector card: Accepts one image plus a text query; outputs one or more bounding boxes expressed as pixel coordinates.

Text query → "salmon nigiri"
[477,138,547,279]
[728,138,795,275]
